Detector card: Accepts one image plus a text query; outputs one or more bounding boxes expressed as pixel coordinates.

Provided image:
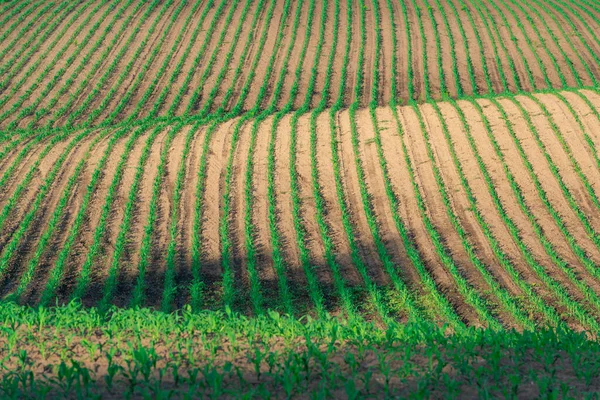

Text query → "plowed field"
[2,1,600,396]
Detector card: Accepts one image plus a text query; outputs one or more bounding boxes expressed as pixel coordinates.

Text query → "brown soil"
[493,98,600,261]
[141,3,218,120]
[0,1,95,117]
[57,129,135,303]
[0,88,599,327]
[532,94,600,227]
[108,127,170,308]
[96,3,181,124]
[516,95,600,233]
[1,0,599,127]
[313,111,360,287]
[335,111,387,286]
[462,0,512,94]
[126,1,199,120]
[20,128,116,304]
[200,120,236,285]
[276,0,311,110]
[354,108,408,287]
[0,130,102,298]
[241,0,293,112]
[14,0,117,129]
[500,0,563,89]
[291,1,327,110]
[249,116,280,304]
[36,1,142,129]
[340,0,359,107]
[361,0,375,107]
[376,107,450,323]
[172,4,242,118]
[229,119,253,312]
[423,103,525,323]
[386,0,408,100]
[0,132,92,240]
[79,128,154,306]
[272,114,307,295]
[551,2,600,77]
[139,126,190,309]
[564,91,600,149]
[188,1,252,117]
[0,2,60,70]
[416,0,442,100]
[398,105,482,325]
[447,100,578,325]
[527,2,588,87]
[436,0,475,96]
[427,0,460,98]
[74,2,171,126]
[404,0,423,102]
[0,138,59,207]
[487,0,546,91]
[0,2,44,50]
[174,125,206,306]
[209,3,266,114]
[5,0,600,330]
[455,100,562,287]
[134,1,207,120]
[479,98,598,326]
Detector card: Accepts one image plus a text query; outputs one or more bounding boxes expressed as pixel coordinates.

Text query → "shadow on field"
[33,255,373,318]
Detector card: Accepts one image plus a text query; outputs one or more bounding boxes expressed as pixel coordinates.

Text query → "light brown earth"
[0,0,598,129]
[0,1,600,331]
[3,88,599,330]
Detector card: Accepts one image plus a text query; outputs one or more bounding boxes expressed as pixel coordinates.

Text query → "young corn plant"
[166,0,230,118]
[439,0,478,96]
[348,0,447,326]
[38,126,132,307]
[0,128,103,285]
[101,0,188,126]
[183,0,245,116]
[0,0,96,124]
[516,0,587,86]
[97,123,166,312]
[189,119,221,311]
[470,98,600,330]
[72,0,171,127]
[240,0,296,314]
[267,0,319,316]
[411,0,431,101]
[0,1,57,80]
[466,0,513,92]
[46,0,146,129]
[130,123,185,308]
[70,125,148,302]
[21,0,133,130]
[0,2,35,48]
[126,0,205,122]
[0,126,94,245]
[448,98,600,326]
[161,121,205,313]
[195,0,265,120]
[504,0,566,88]
[506,96,600,254]
[485,0,541,88]
[3,126,115,303]
[421,0,449,98]
[146,0,217,119]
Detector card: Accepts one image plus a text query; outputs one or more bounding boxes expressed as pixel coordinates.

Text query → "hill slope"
[1,89,600,332]
[3,0,600,396]
[0,0,599,130]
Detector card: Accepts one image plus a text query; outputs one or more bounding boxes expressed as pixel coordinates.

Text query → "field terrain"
[1,0,600,397]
